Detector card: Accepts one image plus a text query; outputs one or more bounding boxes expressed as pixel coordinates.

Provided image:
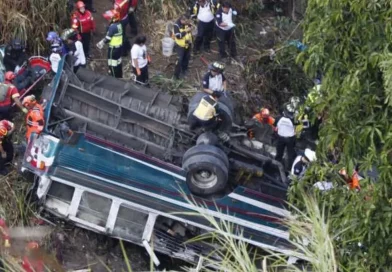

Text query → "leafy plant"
[292,0,392,270]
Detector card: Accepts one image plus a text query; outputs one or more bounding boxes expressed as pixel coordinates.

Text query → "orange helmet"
[103,9,120,22]
[76,1,85,9]
[0,127,7,137]
[22,95,36,107]
[5,71,15,81]
[260,108,270,118]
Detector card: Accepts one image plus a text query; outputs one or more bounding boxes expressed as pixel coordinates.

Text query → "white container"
[161,37,175,57]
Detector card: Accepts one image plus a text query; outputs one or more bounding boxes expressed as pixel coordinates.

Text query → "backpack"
[0,83,10,102]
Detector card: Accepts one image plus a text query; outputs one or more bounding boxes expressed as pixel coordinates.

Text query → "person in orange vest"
[339,168,361,191]
[114,0,131,56]
[252,107,276,128]
[23,95,44,142]
[71,1,95,59]
[0,119,15,175]
[22,242,44,272]
[0,71,27,120]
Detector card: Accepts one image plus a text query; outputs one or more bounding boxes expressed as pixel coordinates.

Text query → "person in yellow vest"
[96,9,123,78]
[173,14,193,79]
[188,91,222,131]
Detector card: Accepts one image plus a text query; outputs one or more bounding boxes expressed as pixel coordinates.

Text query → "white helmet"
[304,148,316,162]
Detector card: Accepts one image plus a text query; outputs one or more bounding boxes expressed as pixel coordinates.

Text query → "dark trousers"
[0,139,14,171]
[174,46,191,79]
[216,27,237,58]
[74,64,86,74]
[80,32,91,58]
[188,114,217,131]
[194,20,214,52]
[14,67,34,91]
[275,136,296,166]
[128,12,138,36]
[121,17,130,56]
[82,0,93,11]
[0,106,12,121]
[108,46,123,78]
[132,65,149,84]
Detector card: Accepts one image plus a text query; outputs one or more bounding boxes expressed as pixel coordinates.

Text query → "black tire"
[183,153,228,195]
[182,144,229,169]
[196,132,219,146]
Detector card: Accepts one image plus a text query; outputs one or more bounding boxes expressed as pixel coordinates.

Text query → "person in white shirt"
[49,46,62,74]
[191,0,218,54]
[215,2,237,59]
[131,35,150,85]
[73,39,86,73]
[274,103,297,166]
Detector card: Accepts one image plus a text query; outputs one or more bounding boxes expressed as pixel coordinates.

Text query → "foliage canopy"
[291,0,392,270]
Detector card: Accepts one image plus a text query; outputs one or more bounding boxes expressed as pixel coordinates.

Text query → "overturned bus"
[21,56,304,267]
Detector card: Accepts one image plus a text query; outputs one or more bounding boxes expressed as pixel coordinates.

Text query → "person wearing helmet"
[0,119,15,175]
[0,72,27,120]
[46,31,67,55]
[96,9,123,78]
[202,61,227,95]
[188,92,222,131]
[290,148,316,179]
[71,1,95,59]
[113,0,131,57]
[23,95,44,142]
[191,0,219,54]
[173,14,193,79]
[3,38,28,73]
[274,102,297,166]
[215,2,238,60]
[61,29,86,73]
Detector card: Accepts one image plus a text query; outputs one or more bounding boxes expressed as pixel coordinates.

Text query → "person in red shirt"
[339,168,361,191]
[114,0,131,56]
[71,1,95,58]
[0,71,27,120]
[0,119,15,175]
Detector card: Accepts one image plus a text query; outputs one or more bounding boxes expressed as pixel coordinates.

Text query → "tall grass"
[0,0,68,54]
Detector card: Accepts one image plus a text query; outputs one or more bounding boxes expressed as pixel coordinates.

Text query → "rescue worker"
[114,0,131,56]
[97,9,124,78]
[131,35,150,85]
[71,1,95,59]
[129,0,138,36]
[215,2,237,60]
[173,15,193,79]
[61,29,86,73]
[290,148,316,180]
[274,103,296,166]
[46,31,67,55]
[191,0,218,54]
[0,72,27,120]
[188,92,222,131]
[339,168,361,191]
[23,95,45,142]
[22,242,44,272]
[202,61,227,95]
[3,38,28,72]
[0,119,15,176]
[252,108,275,128]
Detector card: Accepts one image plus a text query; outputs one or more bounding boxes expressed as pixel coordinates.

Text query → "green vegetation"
[290,0,392,270]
